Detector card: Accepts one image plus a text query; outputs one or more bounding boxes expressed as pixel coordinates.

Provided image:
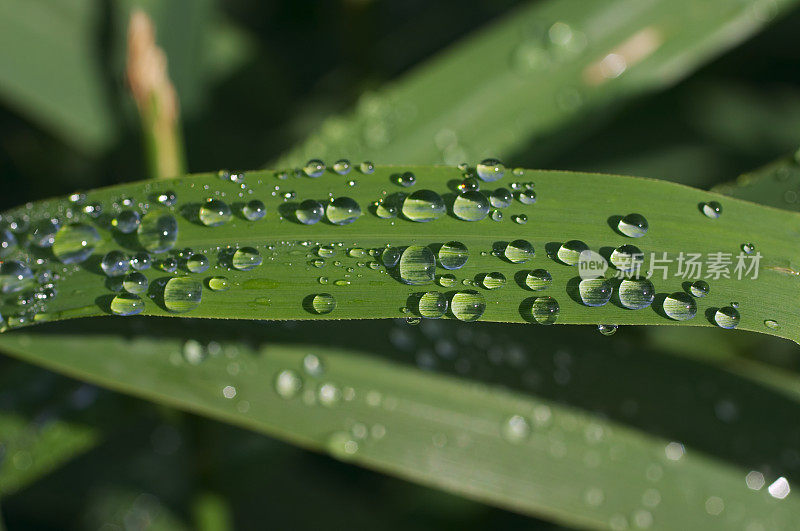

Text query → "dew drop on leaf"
[525,269,552,291]
[714,306,741,329]
[110,293,144,316]
[579,278,612,307]
[333,159,351,175]
[453,191,491,221]
[476,158,505,182]
[101,250,129,277]
[481,271,506,289]
[610,244,644,272]
[53,223,101,264]
[489,188,512,208]
[402,190,445,222]
[437,241,468,270]
[0,261,33,294]
[304,159,326,178]
[531,296,559,325]
[112,210,141,234]
[517,190,537,205]
[164,277,203,313]
[418,291,448,318]
[137,212,178,254]
[326,197,362,225]
[311,293,337,314]
[207,276,230,291]
[618,213,648,238]
[232,247,262,271]
[450,290,486,321]
[359,161,375,174]
[689,280,709,298]
[199,199,232,227]
[242,200,266,221]
[296,199,324,225]
[618,278,655,309]
[122,272,149,294]
[275,369,303,398]
[556,240,588,265]
[663,292,697,321]
[504,239,535,263]
[702,201,723,219]
[399,246,436,285]
[186,253,210,273]
[597,324,618,336]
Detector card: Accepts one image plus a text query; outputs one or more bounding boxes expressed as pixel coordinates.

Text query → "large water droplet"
[199,199,232,227]
[304,159,326,177]
[450,290,486,321]
[242,200,266,221]
[610,244,644,272]
[402,190,445,222]
[164,277,203,313]
[101,250,129,277]
[137,212,178,253]
[714,307,740,329]
[110,293,144,316]
[186,253,210,273]
[123,272,149,294]
[525,269,552,291]
[489,188,512,208]
[663,292,697,321]
[418,291,447,318]
[702,201,722,219]
[618,278,655,309]
[53,223,101,264]
[0,261,33,294]
[504,239,534,263]
[437,241,468,270]
[557,240,589,265]
[531,296,559,324]
[579,278,612,307]
[689,280,709,298]
[453,191,490,221]
[618,213,648,238]
[399,246,435,285]
[112,210,141,234]
[295,199,324,225]
[326,197,361,225]
[311,293,336,314]
[476,158,505,182]
[232,247,262,271]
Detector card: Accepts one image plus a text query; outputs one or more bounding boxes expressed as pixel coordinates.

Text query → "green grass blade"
[1,165,798,341]
[276,0,800,166]
[0,318,798,528]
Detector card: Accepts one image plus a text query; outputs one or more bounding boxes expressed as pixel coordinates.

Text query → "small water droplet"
[476,158,505,182]
[714,306,740,329]
[531,296,559,325]
[504,239,535,263]
[437,274,457,287]
[438,241,468,270]
[457,177,480,193]
[402,190,445,222]
[597,324,618,336]
[112,210,141,234]
[304,159,326,178]
[207,276,230,291]
[0,261,33,294]
[164,277,203,313]
[489,188,512,208]
[453,191,491,221]
[490,209,503,221]
[83,202,103,218]
[450,290,486,321]
[101,250,129,277]
[333,159,351,175]
[702,201,723,219]
[517,190,537,205]
[618,213,648,238]
[311,293,336,314]
[122,272,149,294]
[618,278,655,309]
[232,247,262,271]
[399,246,436,285]
[525,269,552,291]
[741,242,755,254]
[764,319,780,330]
[395,171,416,187]
[326,197,361,225]
[199,199,232,227]
[137,212,178,253]
[359,161,375,174]
[663,292,697,321]
[242,200,266,221]
[513,214,528,225]
[689,280,709,298]
[381,246,402,268]
[579,278,612,306]
[186,253,210,273]
[110,293,145,316]
[160,257,178,273]
[557,240,588,265]
[481,271,506,289]
[610,244,644,272]
[417,291,447,318]
[157,190,177,206]
[53,223,100,264]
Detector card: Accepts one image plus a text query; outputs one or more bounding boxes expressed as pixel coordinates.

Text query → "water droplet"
[557,240,588,265]
[375,193,403,219]
[311,293,336,314]
[0,261,33,293]
[333,159,351,175]
[53,223,100,264]
[291,199,322,225]
[438,241,468,270]
[714,306,740,329]
[402,190,445,222]
[489,188,512,208]
[764,319,780,330]
[481,271,506,289]
[0,228,17,257]
[29,219,59,248]
[164,277,203,313]
[476,158,505,182]
[502,415,530,443]
[160,257,178,272]
[83,202,103,218]
[689,280,709,298]
[702,201,723,219]
[399,246,436,285]
[663,292,697,321]
[531,296,559,325]
[317,245,335,258]
[457,177,480,193]
[381,246,402,267]
[504,239,535,263]
[242,200,266,221]
[304,159,326,178]
[517,190,537,205]
[491,210,503,221]
[451,191,490,222]
[437,274,457,287]
[742,243,755,254]
[513,214,528,225]
[199,199,232,227]
[157,190,177,206]
[418,291,448,318]
[122,272,149,294]
[525,269,552,291]
[579,278,612,306]
[359,161,375,174]
[232,247,262,271]
[618,213,648,238]
[327,431,359,459]
[275,370,302,398]
[597,324,618,336]
[186,253,210,273]
[610,244,644,272]
[618,278,655,309]
[207,276,230,291]
[112,210,141,234]
[326,197,361,225]
[450,290,486,321]
[395,171,416,187]
[110,293,144,316]
[137,212,178,253]
[101,250,129,277]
